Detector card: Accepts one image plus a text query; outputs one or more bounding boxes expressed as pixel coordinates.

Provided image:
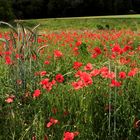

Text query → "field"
[0,15,140,140]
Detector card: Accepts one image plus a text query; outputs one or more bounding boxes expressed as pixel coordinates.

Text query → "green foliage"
[79,42,89,56]
[15,17,140,32]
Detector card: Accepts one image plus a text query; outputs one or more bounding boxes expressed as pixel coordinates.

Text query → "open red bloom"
[128,68,138,77]
[40,78,56,91]
[123,45,132,52]
[100,67,109,73]
[73,61,83,70]
[94,47,101,55]
[33,89,41,98]
[119,57,131,65]
[101,71,115,79]
[72,80,83,90]
[5,97,14,103]
[119,71,126,79]
[80,72,93,86]
[63,131,79,140]
[63,132,74,140]
[84,63,93,71]
[40,71,47,76]
[46,117,58,128]
[90,69,100,77]
[112,44,121,53]
[54,50,63,58]
[5,56,12,65]
[110,79,121,87]
[55,74,64,83]
[5,95,15,103]
[75,41,82,47]
[75,70,83,77]
[44,60,50,65]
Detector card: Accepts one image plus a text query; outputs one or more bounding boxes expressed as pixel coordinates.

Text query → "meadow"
[0,15,140,140]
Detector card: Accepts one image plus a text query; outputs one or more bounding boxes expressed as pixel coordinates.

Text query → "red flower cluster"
[110,79,121,87]
[72,71,93,90]
[40,78,56,91]
[92,47,102,58]
[128,68,138,77]
[63,131,79,140]
[73,61,83,70]
[54,50,63,58]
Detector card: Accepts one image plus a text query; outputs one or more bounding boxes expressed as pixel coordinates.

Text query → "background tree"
[0,0,140,20]
[0,0,14,21]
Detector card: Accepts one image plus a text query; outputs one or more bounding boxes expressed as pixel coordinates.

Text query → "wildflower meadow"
[0,19,140,140]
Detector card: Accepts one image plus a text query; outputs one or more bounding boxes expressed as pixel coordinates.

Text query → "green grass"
[18,14,140,31]
[1,14,140,32]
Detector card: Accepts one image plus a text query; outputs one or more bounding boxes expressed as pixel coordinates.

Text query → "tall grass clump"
[0,21,44,139]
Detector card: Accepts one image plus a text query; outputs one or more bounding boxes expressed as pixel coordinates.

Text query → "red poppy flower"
[119,71,126,79]
[102,71,116,79]
[84,63,93,71]
[90,69,100,77]
[5,56,12,65]
[128,68,138,77]
[73,62,83,70]
[40,78,49,85]
[75,41,82,47]
[54,50,63,58]
[4,51,12,55]
[40,71,47,76]
[46,117,58,128]
[55,74,64,83]
[92,53,98,58]
[72,80,83,90]
[110,79,121,87]
[112,44,121,53]
[100,67,109,73]
[33,89,41,98]
[63,132,74,140]
[123,45,132,52]
[119,57,131,65]
[63,131,79,140]
[94,47,102,55]
[44,60,50,65]
[5,97,14,103]
[75,70,83,77]
[40,78,55,91]
[80,72,93,86]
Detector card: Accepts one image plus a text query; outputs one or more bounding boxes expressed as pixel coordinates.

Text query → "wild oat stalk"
[0,21,40,94]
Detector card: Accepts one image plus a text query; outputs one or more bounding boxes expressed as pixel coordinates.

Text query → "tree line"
[0,0,140,21]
